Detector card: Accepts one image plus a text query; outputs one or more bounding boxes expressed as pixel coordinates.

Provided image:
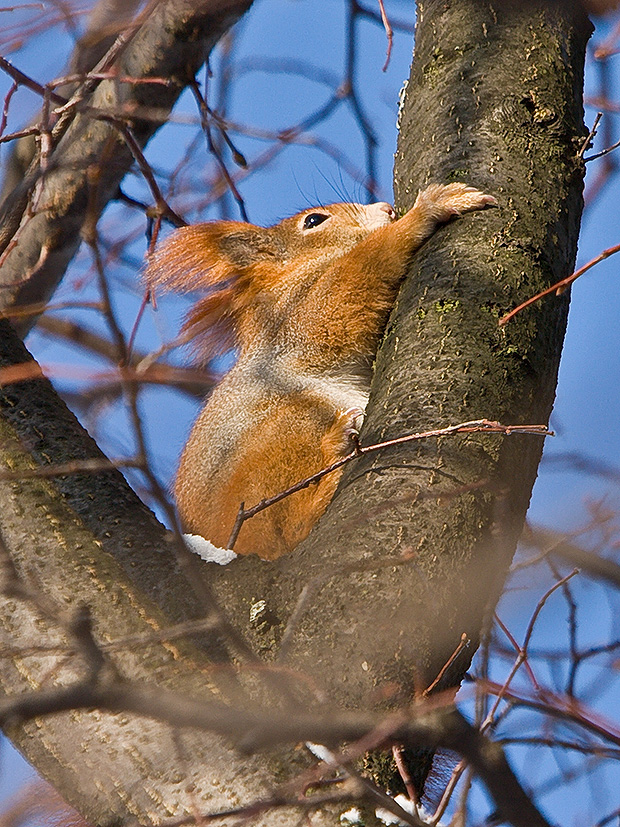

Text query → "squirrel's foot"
[415,183,498,223]
[322,407,365,462]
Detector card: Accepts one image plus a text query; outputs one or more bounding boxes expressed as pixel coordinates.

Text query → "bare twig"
[0,456,143,480]
[578,110,603,158]
[499,242,620,326]
[479,679,620,751]
[423,633,470,696]
[376,0,394,71]
[482,570,579,730]
[189,75,249,221]
[228,419,551,548]
[585,135,620,162]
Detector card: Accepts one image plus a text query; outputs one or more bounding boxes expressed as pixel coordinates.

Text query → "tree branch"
[0,676,553,827]
[0,0,254,330]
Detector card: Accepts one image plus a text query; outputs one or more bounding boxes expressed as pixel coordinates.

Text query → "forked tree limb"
[0,0,594,824]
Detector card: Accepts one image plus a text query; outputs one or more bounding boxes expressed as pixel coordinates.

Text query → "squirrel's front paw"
[416,183,497,221]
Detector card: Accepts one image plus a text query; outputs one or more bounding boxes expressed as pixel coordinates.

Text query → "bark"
[0,0,591,824]
[0,0,253,333]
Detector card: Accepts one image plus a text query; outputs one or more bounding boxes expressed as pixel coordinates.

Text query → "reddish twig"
[0,54,67,105]
[227,419,552,549]
[0,78,17,137]
[423,633,470,697]
[478,679,620,749]
[377,0,393,71]
[127,288,150,361]
[494,613,540,691]
[392,745,419,804]
[0,124,40,144]
[3,300,104,318]
[481,570,580,730]
[499,242,620,326]
[429,759,467,825]
[48,71,172,89]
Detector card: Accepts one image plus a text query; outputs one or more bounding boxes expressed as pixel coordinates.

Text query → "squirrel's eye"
[302,212,330,231]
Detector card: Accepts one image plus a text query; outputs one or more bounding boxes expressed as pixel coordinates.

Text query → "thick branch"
[0,317,323,825]
[0,678,552,827]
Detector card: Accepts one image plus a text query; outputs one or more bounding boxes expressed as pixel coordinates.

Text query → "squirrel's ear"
[218,226,283,268]
[144,221,280,362]
[144,222,280,293]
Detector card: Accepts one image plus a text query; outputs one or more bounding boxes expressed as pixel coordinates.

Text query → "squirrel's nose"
[377,202,396,220]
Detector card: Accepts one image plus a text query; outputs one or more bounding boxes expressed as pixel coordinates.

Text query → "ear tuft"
[143,221,277,363]
[144,221,280,293]
[144,224,234,294]
[219,228,281,267]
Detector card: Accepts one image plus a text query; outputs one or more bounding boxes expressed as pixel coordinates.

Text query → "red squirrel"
[145,183,496,560]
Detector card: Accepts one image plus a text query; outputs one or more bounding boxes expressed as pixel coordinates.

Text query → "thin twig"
[585,135,620,162]
[227,419,551,548]
[423,633,470,696]
[392,745,419,804]
[578,111,603,158]
[189,76,249,221]
[481,570,579,730]
[494,613,540,690]
[0,54,67,105]
[376,0,394,71]
[429,758,466,825]
[0,457,143,480]
[478,679,620,750]
[0,79,17,137]
[499,242,620,326]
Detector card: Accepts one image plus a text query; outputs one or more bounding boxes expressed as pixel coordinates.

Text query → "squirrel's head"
[144,201,396,359]
[272,201,395,261]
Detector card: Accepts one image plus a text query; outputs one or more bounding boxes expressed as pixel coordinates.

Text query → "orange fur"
[145,184,496,559]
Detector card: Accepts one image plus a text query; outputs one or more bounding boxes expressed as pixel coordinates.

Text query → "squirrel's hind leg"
[276,406,365,556]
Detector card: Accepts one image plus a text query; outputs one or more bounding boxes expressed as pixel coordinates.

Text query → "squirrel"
[145,183,496,560]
